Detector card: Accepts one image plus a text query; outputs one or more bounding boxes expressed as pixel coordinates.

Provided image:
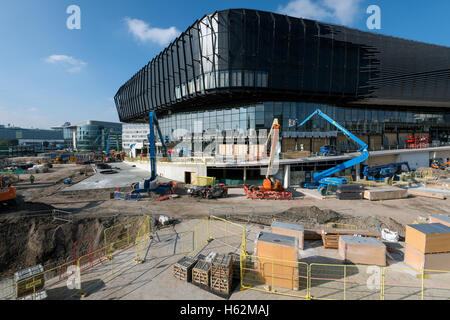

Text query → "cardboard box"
[405,223,450,254]
[271,221,304,250]
[338,236,386,266]
[404,243,450,271]
[430,215,450,228]
[256,232,299,290]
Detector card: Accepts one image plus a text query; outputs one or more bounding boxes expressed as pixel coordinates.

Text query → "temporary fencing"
[382,267,450,300]
[240,254,309,299]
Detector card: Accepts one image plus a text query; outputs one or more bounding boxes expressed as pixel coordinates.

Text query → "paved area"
[38,219,450,301]
[63,163,151,191]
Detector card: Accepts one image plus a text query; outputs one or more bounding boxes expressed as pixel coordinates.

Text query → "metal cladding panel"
[115,9,450,123]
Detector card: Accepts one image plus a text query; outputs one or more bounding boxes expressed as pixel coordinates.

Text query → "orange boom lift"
[244,119,292,200]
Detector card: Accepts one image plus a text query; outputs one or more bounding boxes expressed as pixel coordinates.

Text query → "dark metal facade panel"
[115,9,450,123]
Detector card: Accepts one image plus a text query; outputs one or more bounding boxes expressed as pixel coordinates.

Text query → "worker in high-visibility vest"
[30,175,35,184]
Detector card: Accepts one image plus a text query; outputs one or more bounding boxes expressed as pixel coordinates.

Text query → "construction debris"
[363,187,408,201]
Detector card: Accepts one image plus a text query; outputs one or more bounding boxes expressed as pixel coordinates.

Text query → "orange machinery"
[0,185,16,205]
[244,119,292,200]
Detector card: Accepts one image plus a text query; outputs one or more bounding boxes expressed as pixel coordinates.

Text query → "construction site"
[2,7,450,303]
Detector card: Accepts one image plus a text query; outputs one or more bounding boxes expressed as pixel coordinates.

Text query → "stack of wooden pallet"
[321,229,380,249]
[211,254,233,295]
[336,184,364,200]
[173,256,198,282]
[404,223,450,271]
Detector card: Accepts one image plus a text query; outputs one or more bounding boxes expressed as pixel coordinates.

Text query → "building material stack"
[336,184,364,200]
[210,254,233,296]
[270,221,304,250]
[338,236,387,266]
[192,259,211,288]
[429,215,450,227]
[404,223,450,271]
[363,187,408,201]
[255,232,299,290]
[173,256,198,282]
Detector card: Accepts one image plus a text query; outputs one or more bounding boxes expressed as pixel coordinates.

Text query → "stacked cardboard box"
[338,236,387,266]
[404,223,450,271]
[270,221,304,250]
[255,232,299,290]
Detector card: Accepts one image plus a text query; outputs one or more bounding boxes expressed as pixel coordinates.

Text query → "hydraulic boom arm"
[289,109,369,183]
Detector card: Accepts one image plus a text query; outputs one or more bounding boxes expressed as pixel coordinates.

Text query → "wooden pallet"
[322,230,381,249]
[173,256,198,282]
[211,254,233,295]
[322,233,340,249]
[192,260,211,286]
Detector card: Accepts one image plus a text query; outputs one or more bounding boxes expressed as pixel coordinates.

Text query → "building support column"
[243,167,247,185]
[355,163,361,181]
[284,164,291,189]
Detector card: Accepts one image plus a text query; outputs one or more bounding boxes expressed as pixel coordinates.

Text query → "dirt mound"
[229,205,406,238]
[277,206,341,225]
[0,215,121,278]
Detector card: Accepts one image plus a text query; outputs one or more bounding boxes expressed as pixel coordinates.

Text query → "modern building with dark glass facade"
[114,9,450,185]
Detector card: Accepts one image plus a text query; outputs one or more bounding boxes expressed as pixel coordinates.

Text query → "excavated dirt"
[227,205,405,238]
[0,209,132,278]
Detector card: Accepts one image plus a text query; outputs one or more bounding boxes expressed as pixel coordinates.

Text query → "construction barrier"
[309,264,381,300]
[103,216,151,256]
[241,253,309,299]
[382,267,450,300]
[192,176,216,186]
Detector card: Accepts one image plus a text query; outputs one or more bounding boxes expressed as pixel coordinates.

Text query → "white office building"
[122,123,150,157]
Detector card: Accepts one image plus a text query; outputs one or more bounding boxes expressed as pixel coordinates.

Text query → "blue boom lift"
[289,109,369,196]
[363,162,411,181]
[132,111,172,196]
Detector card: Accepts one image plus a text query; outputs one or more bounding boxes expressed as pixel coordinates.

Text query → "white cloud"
[277,0,363,25]
[124,17,180,46]
[44,54,87,73]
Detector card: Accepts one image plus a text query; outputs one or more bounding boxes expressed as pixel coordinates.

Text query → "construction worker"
[30,174,35,184]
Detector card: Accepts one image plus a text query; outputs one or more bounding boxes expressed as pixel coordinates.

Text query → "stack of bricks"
[404,223,450,271]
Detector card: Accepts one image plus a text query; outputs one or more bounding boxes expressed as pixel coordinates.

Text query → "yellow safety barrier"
[381,267,450,300]
[11,259,78,300]
[309,263,381,300]
[104,216,151,254]
[326,222,358,230]
[192,176,216,186]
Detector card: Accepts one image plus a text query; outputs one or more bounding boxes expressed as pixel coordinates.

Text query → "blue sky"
[0,0,449,129]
